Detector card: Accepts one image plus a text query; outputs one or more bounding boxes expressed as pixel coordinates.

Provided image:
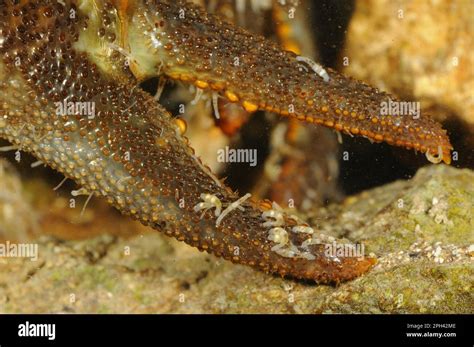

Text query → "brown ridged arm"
[128,0,452,164]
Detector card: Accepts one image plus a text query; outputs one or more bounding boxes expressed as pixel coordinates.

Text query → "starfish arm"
[129,0,452,163]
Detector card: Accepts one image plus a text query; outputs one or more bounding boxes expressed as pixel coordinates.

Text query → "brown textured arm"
[128,0,452,164]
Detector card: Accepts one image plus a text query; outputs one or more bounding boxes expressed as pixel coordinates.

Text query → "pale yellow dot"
[174,118,187,135]
[243,101,258,113]
[225,91,239,102]
[195,80,209,89]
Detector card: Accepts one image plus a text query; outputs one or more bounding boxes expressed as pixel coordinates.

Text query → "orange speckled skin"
[0,0,450,283]
[142,0,452,163]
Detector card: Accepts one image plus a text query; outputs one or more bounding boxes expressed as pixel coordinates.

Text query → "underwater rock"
[0,165,471,313]
[0,159,38,242]
[344,0,474,127]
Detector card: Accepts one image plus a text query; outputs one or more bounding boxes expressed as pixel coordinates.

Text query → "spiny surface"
[133,0,452,163]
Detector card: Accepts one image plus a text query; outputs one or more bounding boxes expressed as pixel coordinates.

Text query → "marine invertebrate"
[0,0,452,283]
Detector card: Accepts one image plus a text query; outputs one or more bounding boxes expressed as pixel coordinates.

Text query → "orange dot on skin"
[259,200,273,210]
[321,106,329,113]
[225,91,239,102]
[243,101,258,113]
[174,118,187,135]
[195,80,209,89]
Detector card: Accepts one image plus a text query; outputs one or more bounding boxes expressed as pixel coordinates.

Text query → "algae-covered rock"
[0,159,38,241]
[344,0,474,127]
[0,165,472,313]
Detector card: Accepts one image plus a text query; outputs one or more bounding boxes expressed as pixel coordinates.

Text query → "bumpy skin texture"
[137,0,452,163]
[0,0,450,283]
